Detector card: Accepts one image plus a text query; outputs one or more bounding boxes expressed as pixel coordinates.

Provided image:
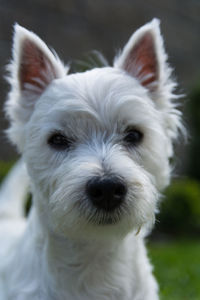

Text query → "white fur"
[0,19,183,299]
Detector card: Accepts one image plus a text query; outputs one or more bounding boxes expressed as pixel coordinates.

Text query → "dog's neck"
[22,206,140,299]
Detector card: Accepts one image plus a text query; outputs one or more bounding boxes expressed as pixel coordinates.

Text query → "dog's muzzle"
[86,175,127,212]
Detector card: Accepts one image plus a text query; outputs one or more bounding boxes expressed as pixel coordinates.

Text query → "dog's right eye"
[48,133,72,150]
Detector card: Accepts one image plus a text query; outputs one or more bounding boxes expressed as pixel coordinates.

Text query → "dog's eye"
[124,129,143,146]
[48,133,72,150]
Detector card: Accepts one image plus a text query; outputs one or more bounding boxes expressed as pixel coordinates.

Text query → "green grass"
[148,240,200,300]
[0,160,15,183]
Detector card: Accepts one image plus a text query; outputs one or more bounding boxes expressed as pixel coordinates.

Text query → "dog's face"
[6,20,182,240]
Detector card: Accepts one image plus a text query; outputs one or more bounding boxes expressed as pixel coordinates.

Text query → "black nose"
[86,176,127,212]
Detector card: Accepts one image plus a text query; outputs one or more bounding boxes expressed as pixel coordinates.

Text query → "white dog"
[0,19,183,300]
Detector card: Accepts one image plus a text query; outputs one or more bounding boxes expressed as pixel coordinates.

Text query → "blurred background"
[0,1,200,299]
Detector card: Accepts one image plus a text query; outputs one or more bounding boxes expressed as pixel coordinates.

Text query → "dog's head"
[5,19,182,240]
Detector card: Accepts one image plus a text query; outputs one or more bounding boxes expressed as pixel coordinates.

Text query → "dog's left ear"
[114,19,173,101]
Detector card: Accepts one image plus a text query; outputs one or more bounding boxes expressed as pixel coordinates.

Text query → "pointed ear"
[114,19,170,94]
[10,24,66,98]
[114,19,183,152]
[5,24,67,150]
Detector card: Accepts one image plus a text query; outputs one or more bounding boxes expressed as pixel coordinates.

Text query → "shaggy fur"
[0,19,182,299]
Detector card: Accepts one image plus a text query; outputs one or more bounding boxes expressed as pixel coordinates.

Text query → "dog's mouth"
[87,211,121,226]
[78,203,128,226]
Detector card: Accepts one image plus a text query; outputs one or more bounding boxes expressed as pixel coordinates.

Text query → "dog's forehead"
[37,67,158,130]
[54,67,148,106]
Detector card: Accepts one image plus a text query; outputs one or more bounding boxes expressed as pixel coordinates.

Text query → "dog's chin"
[50,208,134,241]
[76,207,140,240]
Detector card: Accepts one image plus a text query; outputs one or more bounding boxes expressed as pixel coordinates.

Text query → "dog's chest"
[45,244,135,300]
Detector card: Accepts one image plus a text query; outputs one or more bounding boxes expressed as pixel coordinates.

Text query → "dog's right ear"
[5,24,66,150]
[9,24,66,102]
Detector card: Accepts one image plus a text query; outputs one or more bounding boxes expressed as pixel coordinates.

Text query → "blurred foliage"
[25,192,32,216]
[187,83,200,180]
[149,240,200,299]
[0,160,15,183]
[157,179,200,236]
[69,50,109,74]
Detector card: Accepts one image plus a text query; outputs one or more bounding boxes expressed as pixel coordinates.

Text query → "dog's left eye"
[124,129,143,146]
[48,133,72,150]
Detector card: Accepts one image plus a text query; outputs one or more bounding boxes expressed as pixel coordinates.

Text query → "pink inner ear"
[123,32,158,89]
[19,40,56,92]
